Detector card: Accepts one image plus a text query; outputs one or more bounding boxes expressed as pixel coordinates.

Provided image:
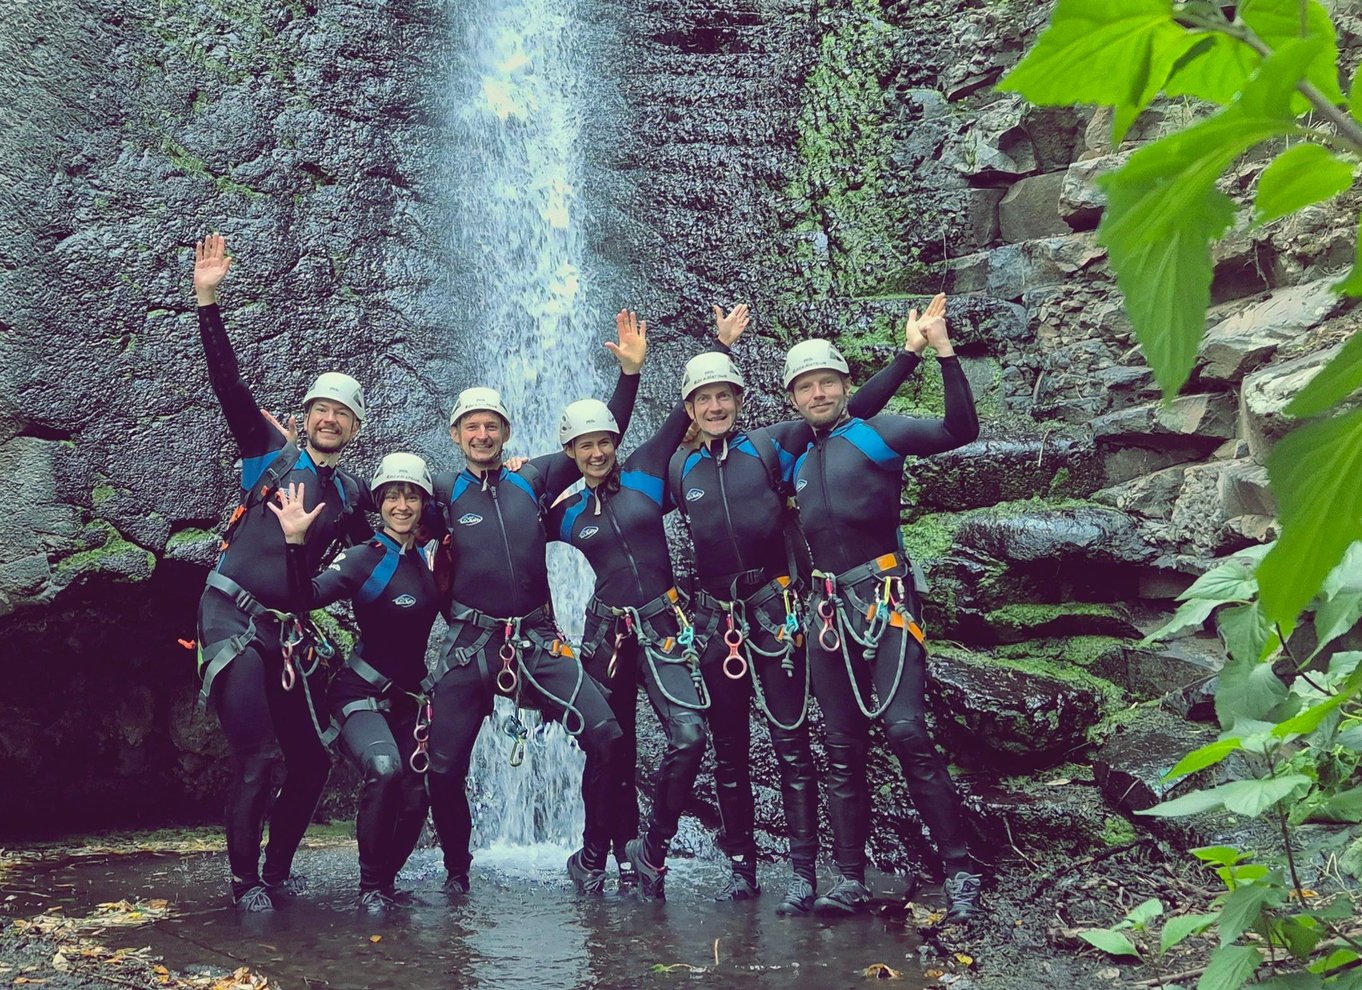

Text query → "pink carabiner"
[280,657,297,691]
[409,748,430,774]
[496,665,518,694]
[722,625,746,680]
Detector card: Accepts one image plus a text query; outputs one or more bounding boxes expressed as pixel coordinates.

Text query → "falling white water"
[444,0,609,853]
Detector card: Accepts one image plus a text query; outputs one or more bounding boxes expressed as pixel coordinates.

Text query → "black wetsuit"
[284,531,438,894]
[194,302,369,899]
[548,394,707,871]
[423,373,638,881]
[673,351,921,882]
[792,355,978,882]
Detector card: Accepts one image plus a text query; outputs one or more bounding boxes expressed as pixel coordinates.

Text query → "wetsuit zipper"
[488,473,519,601]
[715,444,744,574]
[815,427,852,569]
[601,491,644,601]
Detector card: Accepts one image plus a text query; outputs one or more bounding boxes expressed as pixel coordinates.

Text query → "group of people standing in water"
[190,232,985,925]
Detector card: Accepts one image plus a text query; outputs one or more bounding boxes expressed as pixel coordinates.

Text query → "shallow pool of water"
[2,844,932,989]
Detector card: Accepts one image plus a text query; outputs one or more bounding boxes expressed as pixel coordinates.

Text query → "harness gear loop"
[722,613,747,681]
[410,698,433,774]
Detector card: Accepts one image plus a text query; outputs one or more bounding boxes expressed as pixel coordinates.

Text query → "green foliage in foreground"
[1000,0,1362,633]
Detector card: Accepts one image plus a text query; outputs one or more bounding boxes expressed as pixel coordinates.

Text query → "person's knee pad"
[884,718,934,761]
[669,716,707,764]
[363,750,402,787]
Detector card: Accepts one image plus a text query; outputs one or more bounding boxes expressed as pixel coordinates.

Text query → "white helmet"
[370,452,433,497]
[558,399,620,446]
[681,352,745,401]
[303,372,366,422]
[782,339,850,389]
[449,386,510,427]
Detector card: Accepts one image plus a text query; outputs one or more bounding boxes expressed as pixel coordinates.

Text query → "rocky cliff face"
[1,0,1356,878]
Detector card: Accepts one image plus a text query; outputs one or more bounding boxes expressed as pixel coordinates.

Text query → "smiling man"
[191,233,372,912]
[784,298,984,923]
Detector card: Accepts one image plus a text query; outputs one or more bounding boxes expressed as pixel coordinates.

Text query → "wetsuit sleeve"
[197,303,277,458]
[284,542,372,611]
[606,369,640,442]
[630,398,694,480]
[872,356,979,456]
[847,350,921,418]
[530,451,581,501]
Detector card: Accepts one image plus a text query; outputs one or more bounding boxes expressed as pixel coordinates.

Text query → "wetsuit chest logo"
[579,526,599,539]
[457,513,483,526]
[796,478,808,492]
[393,594,416,607]
[685,488,705,502]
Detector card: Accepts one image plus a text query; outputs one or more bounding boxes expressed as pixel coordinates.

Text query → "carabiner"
[496,664,518,694]
[280,656,297,691]
[678,624,695,648]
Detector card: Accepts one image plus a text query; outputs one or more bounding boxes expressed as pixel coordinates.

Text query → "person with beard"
[668,297,945,915]
[191,233,373,912]
[270,453,440,914]
[547,307,744,901]
[422,311,646,897]
[783,298,983,922]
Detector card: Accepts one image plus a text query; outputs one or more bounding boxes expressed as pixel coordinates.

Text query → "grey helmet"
[782,339,849,389]
[680,351,745,401]
[558,399,620,446]
[303,372,366,422]
[449,386,511,427]
[370,452,433,498]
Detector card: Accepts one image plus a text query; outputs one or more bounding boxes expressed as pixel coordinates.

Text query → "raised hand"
[194,233,233,305]
[505,455,529,472]
[713,303,749,347]
[262,408,299,446]
[606,309,648,375]
[903,293,948,356]
[267,482,325,544]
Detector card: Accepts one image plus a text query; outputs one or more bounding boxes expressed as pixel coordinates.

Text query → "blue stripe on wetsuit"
[841,420,900,470]
[559,492,590,543]
[502,470,537,502]
[356,543,401,605]
[620,470,664,507]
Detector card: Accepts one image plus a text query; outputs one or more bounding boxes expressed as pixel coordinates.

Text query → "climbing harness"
[585,588,710,712]
[692,574,810,731]
[809,553,927,720]
[195,571,339,746]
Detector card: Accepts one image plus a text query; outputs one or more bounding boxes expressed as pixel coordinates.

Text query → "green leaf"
[1336,723,1362,749]
[1221,775,1310,816]
[1191,845,1248,867]
[1274,915,1325,961]
[1217,602,1278,666]
[1312,785,1362,823]
[1259,407,1362,628]
[1215,650,1287,728]
[1127,897,1165,928]
[1196,944,1262,990]
[1310,948,1360,975]
[998,0,1203,139]
[1217,883,1274,946]
[1161,912,1218,953]
[1166,0,1343,109]
[1180,559,1259,602]
[1141,776,1309,818]
[1166,738,1243,780]
[1098,41,1318,396]
[1254,144,1356,225]
[1313,590,1362,657]
[1283,329,1362,418]
[1143,596,1223,643]
[1079,928,1141,957]
[1323,544,1362,598]
[1254,972,1326,989]
[1273,693,1351,740]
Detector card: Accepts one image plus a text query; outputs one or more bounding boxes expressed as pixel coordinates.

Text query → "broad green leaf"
[1141,775,1309,818]
[1166,0,1343,109]
[1161,912,1218,953]
[1215,651,1286,730]
[1217,602,1278,666]
[1254,972,1326,989]
[1313,590,1362,656]
[1328,651,1362,677]
[1221,775,1310,816]
[1323,546,1362,599]
[1254,144,1356,225]
[1259,407,1362,627]
[1336,723,1362,749]
[1098,41,1317,396]
[1143,596,1222,643]
[998,0,1203,139]
[1283,329,1362,418]
[1079,928,1141,957]
[1274,915,1325,961]
[1232,541,1278,565]
[1310,947,1361,975]
[1127,897,1165,927]
[1191,845,1248,866]
[1165,738,1243,780]
[1180,559,1258,602]
[1217,883,1274,946]
[1272,664,1362,738]
[1197,944,1262,990]
[1311,785,1362,823]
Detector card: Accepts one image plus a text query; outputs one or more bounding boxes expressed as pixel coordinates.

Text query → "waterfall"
[444,0,607,853]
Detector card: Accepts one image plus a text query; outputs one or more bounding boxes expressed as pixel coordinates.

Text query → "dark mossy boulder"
[926,646,1116,771]
[912,432,1106,514]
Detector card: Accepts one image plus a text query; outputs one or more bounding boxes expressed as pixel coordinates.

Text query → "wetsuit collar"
[375,529,418,553]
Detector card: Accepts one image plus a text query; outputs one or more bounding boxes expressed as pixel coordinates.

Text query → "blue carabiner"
[678,625,695,648]
[784,612,800,636]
